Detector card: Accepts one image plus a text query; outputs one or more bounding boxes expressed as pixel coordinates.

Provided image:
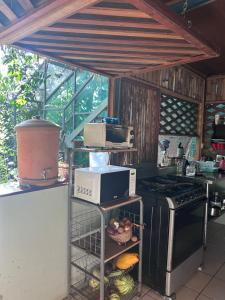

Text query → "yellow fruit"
[115,253,139,270]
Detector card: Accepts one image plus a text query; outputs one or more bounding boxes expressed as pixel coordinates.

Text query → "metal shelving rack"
[66,147,143,300]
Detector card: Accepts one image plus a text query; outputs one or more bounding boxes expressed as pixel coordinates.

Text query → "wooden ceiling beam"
[17,0,33,11]
[0,1,17,22]
[18,39,201,54]
[41,25,183,40]
[0,0,102,44]
[29,33,193,48]
[130,0,218,57]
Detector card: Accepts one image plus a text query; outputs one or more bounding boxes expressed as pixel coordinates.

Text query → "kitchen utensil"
[210,192,222,208]
[210,206,221,217]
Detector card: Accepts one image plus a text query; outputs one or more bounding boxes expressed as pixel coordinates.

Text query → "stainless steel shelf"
[71,250,100,278]
[71,196,142,211]
[70,279,139,300]
[73,147,137,153]
[72,231,140,263]
[67,147,143,300]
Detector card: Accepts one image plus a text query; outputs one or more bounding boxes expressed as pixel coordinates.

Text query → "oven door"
[171,197,206,270]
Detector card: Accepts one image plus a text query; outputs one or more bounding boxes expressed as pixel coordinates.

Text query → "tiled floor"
[137,214,225,300]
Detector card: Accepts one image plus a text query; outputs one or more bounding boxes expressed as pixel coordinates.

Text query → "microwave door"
[106,127,127,143]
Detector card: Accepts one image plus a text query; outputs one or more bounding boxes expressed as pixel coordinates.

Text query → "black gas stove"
[137,175,205,208]
[134,175,207,300]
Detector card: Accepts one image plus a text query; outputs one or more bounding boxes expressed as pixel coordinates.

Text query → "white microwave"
[84,123,134,148]
[74,165,136,204]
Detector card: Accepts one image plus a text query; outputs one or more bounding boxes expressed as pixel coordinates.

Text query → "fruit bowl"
[108,228,132,245]
[107,217,135,245]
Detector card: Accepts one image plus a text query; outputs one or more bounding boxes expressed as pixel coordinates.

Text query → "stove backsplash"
[158,135,197,166]
[132,162,176,179]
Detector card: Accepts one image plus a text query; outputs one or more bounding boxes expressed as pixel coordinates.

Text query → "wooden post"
[196,79,206,160]
[108,78,115,117]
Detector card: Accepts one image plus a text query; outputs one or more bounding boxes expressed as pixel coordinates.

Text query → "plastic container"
[199,161,218,173]
[89,152,109,167]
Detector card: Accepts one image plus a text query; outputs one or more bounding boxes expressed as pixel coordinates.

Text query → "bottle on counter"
[176,156,189,175]
[177,143,184,158]
[186,161,196,177]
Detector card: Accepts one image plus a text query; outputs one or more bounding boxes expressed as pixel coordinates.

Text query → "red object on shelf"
[211,143,225,151]
[212,143,217,151]
[219,159,225,170]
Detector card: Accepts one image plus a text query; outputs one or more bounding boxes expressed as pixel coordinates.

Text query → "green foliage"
[0,46,44,183]
[45,69,108,134]
[0,45,109,181]
[1,46,44,106]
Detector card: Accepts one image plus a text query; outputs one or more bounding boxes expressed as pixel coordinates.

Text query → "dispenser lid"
[15,117,60,129]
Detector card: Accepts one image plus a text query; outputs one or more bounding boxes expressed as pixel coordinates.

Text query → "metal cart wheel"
[163,293,176,300]
[198,265,204,272]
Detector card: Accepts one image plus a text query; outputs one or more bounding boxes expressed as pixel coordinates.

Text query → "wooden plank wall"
[113,78,160,165]
[132,65,205,103]
[113,66,206,165]
[206,75,225,103]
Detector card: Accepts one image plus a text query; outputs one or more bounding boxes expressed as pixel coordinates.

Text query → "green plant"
[0,46,44,183]
[0,45,109,182]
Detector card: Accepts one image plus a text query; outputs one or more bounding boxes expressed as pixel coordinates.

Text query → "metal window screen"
[160,94,198,136]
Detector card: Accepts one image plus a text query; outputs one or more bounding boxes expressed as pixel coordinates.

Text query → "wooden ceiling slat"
[59,17,166,30]
[18,39,201,54]
[59,54,174,64]
[0,0,103,44]
[0,1,17,22]
[114,53,210,78]
[70,61,151,67]
[96,67,140,72]
[14,43,113,77]
[42,26,184,40]
[37,47,194,59]
[17,0,33,11]
[30,33,193,48]
[80,7,152,18]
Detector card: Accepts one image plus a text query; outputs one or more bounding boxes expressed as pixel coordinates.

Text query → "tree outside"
[0,46,44,183]
[0,45,109,183]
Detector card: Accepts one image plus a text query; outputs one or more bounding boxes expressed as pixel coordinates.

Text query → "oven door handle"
[167,209,175,272]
